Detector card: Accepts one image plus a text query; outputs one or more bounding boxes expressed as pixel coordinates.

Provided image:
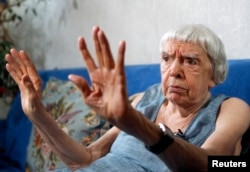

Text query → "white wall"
[9,0,250,70]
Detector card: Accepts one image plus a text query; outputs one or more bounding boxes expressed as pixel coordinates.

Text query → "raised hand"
[5,49,44,118]
[68,26,133,126]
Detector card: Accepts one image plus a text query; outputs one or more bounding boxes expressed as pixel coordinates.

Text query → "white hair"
[160,24,228,84]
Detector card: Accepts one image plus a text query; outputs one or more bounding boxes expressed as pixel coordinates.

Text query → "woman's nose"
[169,60,183,78]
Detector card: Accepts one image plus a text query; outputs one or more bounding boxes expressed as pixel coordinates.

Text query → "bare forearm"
[88,127,120,161]
[117,108,162,146]
[30,108,92,169]
[117,109,208,171]
[159,138,208,171]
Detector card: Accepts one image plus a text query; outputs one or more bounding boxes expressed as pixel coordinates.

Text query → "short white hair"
[160,24,228,84]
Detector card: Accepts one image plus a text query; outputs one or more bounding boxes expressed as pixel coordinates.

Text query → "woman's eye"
[186,57,197,65]
[162,55,169,61]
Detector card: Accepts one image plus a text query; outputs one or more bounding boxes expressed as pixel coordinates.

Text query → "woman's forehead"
[162,40,206,54]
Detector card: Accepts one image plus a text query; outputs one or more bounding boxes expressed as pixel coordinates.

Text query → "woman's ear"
[209,80,216,88]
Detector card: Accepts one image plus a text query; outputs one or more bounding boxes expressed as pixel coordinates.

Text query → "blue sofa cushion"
[211,59,250,105]
[0,93,32,172]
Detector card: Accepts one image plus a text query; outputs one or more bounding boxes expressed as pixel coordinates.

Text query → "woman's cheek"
[161,74,168,95]
[160,63,170,95]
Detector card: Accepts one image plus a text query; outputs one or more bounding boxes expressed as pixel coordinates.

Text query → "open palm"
[5,49,44,117]
[69,27,132,125]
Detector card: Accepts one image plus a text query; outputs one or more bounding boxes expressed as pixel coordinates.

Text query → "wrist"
[145,123,174,154]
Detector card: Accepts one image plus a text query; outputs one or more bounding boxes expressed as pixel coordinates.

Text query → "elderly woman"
[6,24,250,171]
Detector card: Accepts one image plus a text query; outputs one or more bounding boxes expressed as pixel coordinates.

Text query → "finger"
[92,26,104,68]
[115,41,126,76]
[68,74,92,98]
[98,30,115,69]
[20,50,42,94]
[78,36,97,73]
[5,62,22,86]
[11,49,28,75]
[6,49,25,79]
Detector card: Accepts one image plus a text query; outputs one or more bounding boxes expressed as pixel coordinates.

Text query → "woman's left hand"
[69,26,133,126]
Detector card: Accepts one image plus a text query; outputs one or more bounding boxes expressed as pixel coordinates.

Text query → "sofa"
[0,59,250,171]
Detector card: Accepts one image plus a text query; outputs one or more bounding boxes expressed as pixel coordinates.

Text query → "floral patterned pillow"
[26,77,110,172]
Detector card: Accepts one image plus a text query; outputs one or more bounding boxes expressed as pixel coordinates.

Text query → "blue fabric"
[135,84,229,147]
[37,64,161,96]
[211,59,250,105]
[0,93,32,172]
[0,59,249,171]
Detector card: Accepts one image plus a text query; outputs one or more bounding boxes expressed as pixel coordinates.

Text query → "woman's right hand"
[5,49,44,119]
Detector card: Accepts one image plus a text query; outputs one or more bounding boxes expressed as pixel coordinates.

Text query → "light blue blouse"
[55,84,228,172]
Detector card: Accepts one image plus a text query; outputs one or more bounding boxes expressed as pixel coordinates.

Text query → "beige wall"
[9,0,250,70]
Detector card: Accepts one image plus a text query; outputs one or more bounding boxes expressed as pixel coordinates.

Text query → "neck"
[158,92,211,133]
[168,92,211,117]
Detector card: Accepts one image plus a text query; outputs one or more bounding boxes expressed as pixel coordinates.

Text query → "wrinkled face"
[160,40,215,107]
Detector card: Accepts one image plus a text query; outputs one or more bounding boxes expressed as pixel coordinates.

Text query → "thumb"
[19,75,37,94]
[68,74,92,98]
